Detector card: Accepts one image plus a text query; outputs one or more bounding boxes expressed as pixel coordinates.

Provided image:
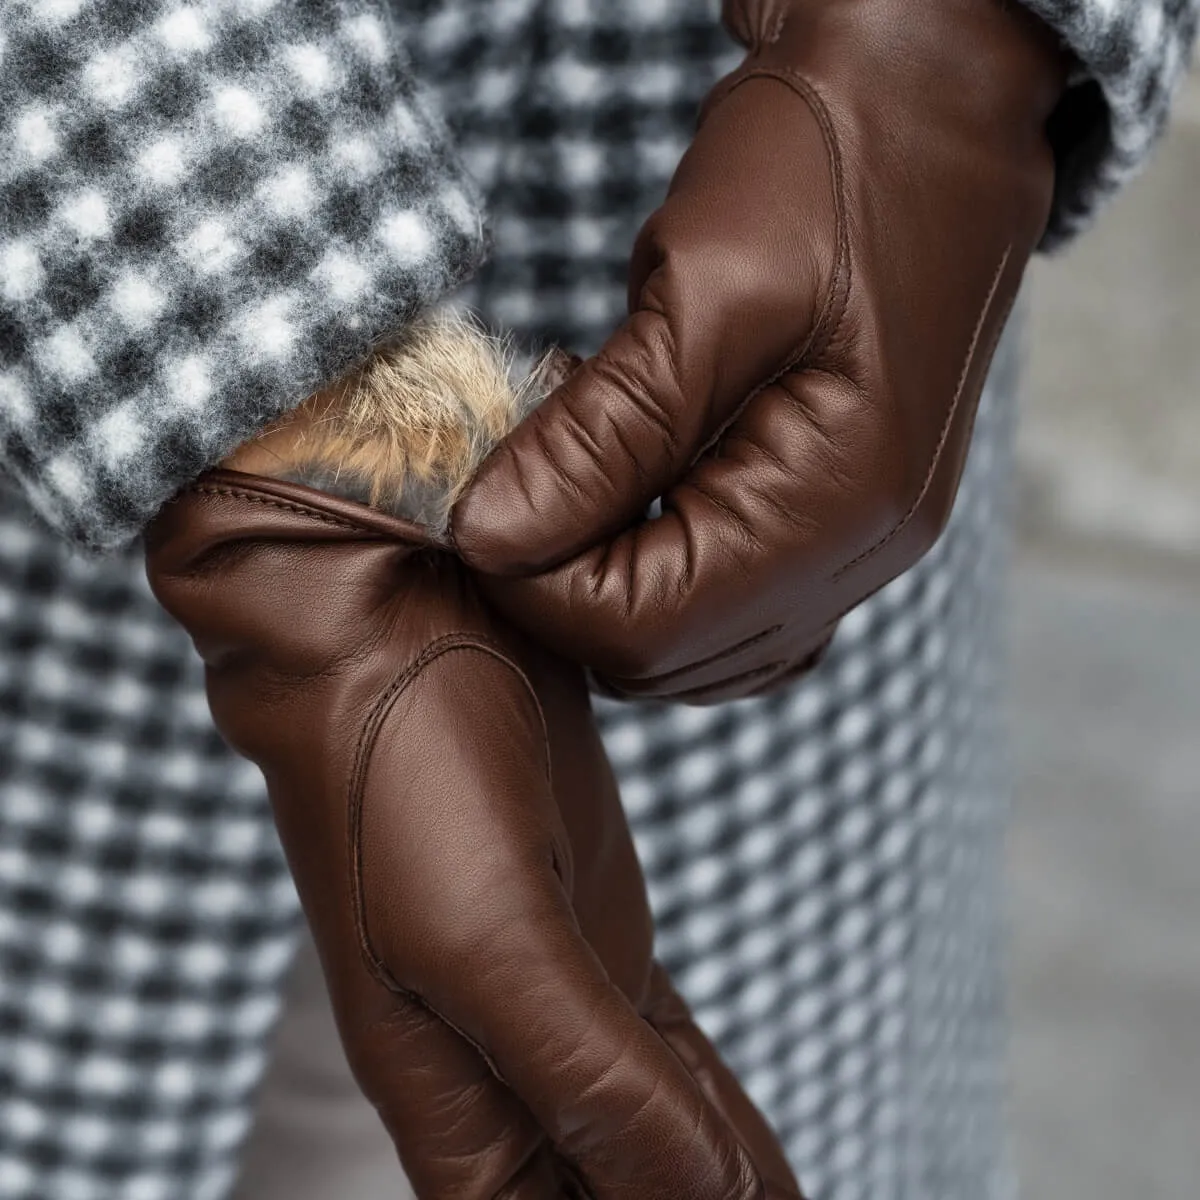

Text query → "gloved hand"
[452,0,1068,703]
[146,469,802,1200]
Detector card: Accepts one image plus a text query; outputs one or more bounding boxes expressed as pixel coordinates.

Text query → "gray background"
[1010,71,1200,1199]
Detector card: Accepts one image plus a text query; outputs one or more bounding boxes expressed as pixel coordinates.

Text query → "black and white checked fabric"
[0,2,1194,1199]
[1026,0,1198,244]
[0,518,299,1200]
[0,0,485,551]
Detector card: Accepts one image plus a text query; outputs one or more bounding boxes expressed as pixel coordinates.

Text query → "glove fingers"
[453,309,708,575]
[353,644,759,1197]
[454,74,839,579]
[427,883,764,1200]
[641,964,805,1200]
[474,369,871,698]
[335,984,565,1200]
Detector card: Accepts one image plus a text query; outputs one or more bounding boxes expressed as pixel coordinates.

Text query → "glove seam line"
[605,622,785,690]
[187,483,369,533]
[670,660,787,702]
[708,65,850,370]
[347,635,553,997]
[831,243,1015,579]
[691,66,851,473]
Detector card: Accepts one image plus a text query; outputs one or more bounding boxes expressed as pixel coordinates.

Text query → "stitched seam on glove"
[671,661,788,703]
[705,66,851,374]
[187,483,368,533]
[347,636,553,992]
[603,623,785,690]
[832,243,1014,580]
[687,66,852,478]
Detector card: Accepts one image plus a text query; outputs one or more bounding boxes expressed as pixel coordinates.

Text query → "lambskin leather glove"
[452,0,1068,703]
[145,470,801,1200]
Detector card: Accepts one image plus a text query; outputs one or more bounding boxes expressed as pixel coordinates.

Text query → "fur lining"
[223,313,554,532]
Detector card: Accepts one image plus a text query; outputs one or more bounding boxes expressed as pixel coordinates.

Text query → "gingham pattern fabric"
[0,3,1193,1200]
[0,514,301,1200]
[0,0,485,551]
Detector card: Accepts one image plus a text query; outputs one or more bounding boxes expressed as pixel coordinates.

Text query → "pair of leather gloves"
[147,1,1066,1195]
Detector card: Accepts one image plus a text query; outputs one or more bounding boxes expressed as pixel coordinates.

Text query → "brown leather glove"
[145,470,801,1200]
[452,0,1068,703]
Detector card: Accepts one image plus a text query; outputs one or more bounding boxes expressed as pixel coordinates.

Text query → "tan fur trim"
[223,312,551,531]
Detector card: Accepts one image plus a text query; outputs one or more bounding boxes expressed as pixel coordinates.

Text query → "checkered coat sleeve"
[0,0,486,551]
[1026,0,1199,244]
[0,0,1195,552]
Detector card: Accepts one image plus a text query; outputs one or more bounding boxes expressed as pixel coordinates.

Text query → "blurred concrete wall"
[1009,71,1200,1200]
[1020,74,1200,562]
